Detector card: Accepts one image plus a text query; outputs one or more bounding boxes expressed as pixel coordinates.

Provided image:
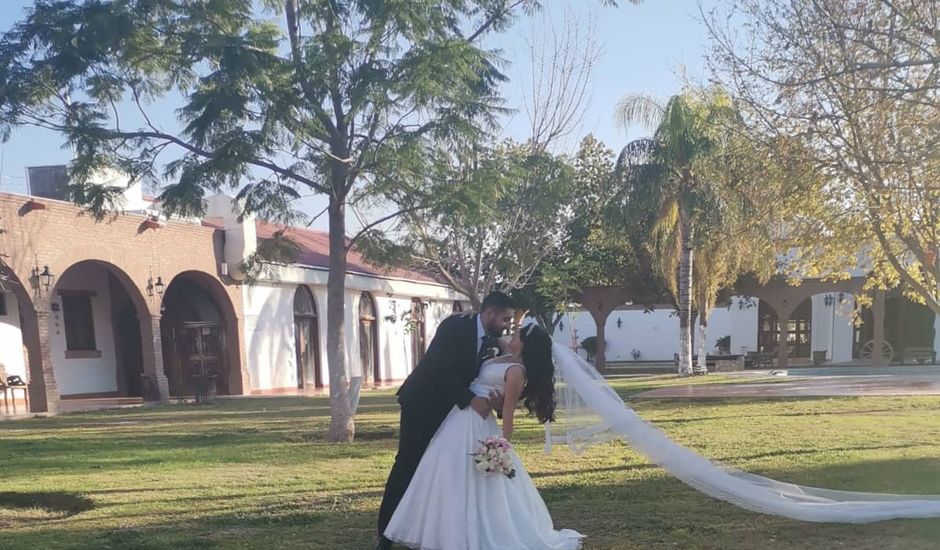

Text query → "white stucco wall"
[935,314,940,356]
[51,263,118,395]
[0,292,27,380]
[810,294,856,363]
[699,307,733,355]
[377,295,415,382]
[242,265,464,391]
[551,297,768,361]
[551,293,937,365]
[242,283,297,391]
[832,297,856,363]
[811,295,828,356]
[728,299,759,354]
[552,306,686,362]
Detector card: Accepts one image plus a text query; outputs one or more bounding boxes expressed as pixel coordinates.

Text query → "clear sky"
[0,0,715,230]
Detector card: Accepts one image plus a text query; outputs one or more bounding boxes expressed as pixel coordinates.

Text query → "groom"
[376,291,515,549]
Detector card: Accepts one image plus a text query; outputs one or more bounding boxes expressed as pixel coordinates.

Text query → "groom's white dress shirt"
[476,314,486,354]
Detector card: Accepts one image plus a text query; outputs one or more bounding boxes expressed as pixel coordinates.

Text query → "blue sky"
[0,1,714,230]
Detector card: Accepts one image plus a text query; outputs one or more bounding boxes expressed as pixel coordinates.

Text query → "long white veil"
[548,342,940,523]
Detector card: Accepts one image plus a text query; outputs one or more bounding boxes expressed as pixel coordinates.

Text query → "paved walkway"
[634,365,940,398]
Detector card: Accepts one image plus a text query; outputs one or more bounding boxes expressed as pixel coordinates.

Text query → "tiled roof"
[202,218,439,285]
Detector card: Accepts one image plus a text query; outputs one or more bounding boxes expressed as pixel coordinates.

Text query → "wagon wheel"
[859,339,894,363]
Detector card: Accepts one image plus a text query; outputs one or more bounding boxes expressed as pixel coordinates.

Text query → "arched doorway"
[293,286,322,389]
[0,269,43,411]
[50,261,148,398]
[0,286,27,373]
[758,298,812,358]
[161,272,238,396]
[410,298,427,369]
[359,292,380,386]
[452,301,464,314]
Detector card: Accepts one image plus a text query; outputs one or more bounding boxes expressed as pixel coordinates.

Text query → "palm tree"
[615,89,737,376]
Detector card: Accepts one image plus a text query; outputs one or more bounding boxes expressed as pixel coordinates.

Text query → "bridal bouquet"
[472,436,516,479]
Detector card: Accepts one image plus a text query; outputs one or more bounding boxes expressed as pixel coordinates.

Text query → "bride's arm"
[500,365,526,441]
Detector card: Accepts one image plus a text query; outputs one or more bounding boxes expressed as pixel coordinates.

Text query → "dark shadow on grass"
[0,491,94,514]
[0,491,94,529]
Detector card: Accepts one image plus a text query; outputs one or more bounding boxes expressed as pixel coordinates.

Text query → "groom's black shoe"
[375,534,393,550]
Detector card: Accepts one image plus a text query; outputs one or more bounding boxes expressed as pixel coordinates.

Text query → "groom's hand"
[488,390,504,412]
[470,396,493,418]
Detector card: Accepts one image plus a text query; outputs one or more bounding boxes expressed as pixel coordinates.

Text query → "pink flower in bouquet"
[471,436,516,479]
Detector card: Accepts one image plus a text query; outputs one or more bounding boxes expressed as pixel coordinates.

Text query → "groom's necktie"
[478,335,497,366]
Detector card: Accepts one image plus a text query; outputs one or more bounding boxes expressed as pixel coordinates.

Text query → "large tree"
[645,132,778,372]
[516,135,639,333]
[616,88,742,375]
[706,0,940,314]
[0,0,547,441]
[361,139,576,309]
[359,6,614,311]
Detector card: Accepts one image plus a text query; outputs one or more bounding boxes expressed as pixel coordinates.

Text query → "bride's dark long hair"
[519,323,556,424]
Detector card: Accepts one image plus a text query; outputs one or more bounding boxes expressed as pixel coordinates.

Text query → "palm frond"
[614,93,665,132]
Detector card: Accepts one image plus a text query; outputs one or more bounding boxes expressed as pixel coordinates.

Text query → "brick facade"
[0,193,247,412]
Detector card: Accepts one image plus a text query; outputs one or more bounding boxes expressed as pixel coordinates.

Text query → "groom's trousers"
[377,401,448,537]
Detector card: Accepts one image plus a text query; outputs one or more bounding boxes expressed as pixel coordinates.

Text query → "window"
[0,294,7,316]
[62,294,97,351]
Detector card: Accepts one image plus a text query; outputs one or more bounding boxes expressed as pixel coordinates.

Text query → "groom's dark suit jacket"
[378,312,483,537]
[397,312,479,420]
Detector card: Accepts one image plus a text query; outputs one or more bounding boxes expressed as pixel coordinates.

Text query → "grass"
[1,376,939,549]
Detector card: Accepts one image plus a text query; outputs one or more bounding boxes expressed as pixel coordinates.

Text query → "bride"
[384,323,584,550]
[388,318,940,549]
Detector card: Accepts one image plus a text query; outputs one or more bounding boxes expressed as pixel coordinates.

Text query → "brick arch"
[162,270,248,395]
[50,259,165,401]
[0,262,36,312]
[737,277,867,319]
[18,244,159,317]
[736,277,870,368]
[53,259,153,320]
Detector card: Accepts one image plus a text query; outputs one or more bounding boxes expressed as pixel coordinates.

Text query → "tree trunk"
[546,312,563,336]
[327,193,355,442]
[595,317,607,372]
[696,312,708,373]
[677,216,694,376]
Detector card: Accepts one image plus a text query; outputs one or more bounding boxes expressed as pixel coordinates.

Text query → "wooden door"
[410,298,427,369]
[293,286,322,389]
[181,322,228,394]
[359,293,380,385]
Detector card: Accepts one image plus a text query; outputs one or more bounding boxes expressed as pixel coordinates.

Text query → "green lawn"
[1,377,939,549]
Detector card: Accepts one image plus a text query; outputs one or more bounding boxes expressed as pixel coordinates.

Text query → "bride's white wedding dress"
[384,358,584,550]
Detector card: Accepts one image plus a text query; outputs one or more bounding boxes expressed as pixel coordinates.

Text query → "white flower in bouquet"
[471,436,516,479]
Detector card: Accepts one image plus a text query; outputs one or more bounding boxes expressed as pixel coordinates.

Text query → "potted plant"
[580,336,598,364]
[715,335,731,355]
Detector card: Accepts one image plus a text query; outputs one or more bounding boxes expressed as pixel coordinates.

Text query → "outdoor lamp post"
[32,264,54,293]
[39,265,53,291]
[148,276,166,299]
